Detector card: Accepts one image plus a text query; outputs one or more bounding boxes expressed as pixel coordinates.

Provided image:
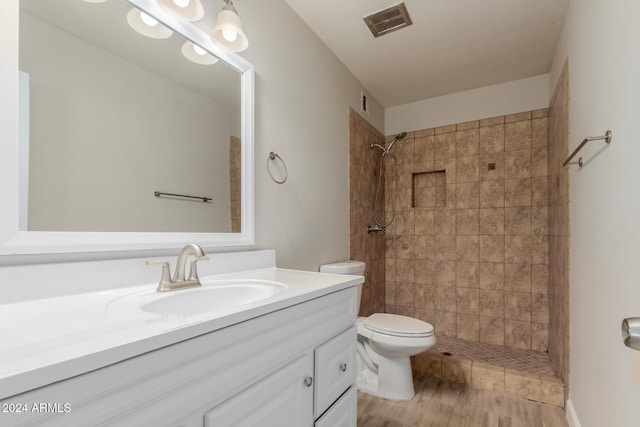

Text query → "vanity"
[0,1,360,425]
[0,250,362,426]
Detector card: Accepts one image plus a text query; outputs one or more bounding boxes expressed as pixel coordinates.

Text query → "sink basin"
[107,279,287,317]
[143,280,286,315]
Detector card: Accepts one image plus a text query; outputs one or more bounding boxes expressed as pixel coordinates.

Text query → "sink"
[143,280,286,315]
[107,279,287,317]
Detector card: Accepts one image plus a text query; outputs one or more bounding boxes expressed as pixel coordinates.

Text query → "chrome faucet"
[147,244,210,292]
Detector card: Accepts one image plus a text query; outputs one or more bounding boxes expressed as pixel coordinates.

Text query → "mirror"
[21,0,241,233]
[0,0,255,255]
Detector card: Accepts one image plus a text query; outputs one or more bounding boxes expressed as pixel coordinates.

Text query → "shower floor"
[414,336,565,408]
[428,336,555,377]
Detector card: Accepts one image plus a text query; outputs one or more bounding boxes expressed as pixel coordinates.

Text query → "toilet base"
[356,348,416,401]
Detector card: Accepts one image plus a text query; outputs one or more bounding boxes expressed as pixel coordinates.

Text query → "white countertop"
[0,267,362,400]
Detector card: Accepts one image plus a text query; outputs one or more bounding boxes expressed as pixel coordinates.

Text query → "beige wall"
[239,0,385,271]
[384,109,549,352]
[386,74,550,136]
[549,0,640,425]
[2,0,385,268]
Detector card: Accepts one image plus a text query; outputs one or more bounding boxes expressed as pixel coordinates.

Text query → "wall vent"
[363,3,413,38]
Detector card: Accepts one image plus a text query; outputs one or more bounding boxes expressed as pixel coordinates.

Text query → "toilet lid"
[363,313,434,337]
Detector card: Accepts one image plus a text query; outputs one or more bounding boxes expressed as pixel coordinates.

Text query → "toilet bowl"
[320,261,436,401]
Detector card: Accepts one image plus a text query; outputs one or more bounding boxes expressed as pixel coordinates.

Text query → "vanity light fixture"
[126,8,173,39]
[210,0,249,52]
[181,41,219,65]
[157,0,204,22]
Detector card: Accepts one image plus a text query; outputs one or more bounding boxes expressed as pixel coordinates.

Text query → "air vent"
[364,3,413,38]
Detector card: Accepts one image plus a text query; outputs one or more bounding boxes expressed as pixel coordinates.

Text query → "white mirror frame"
[0,0,255,256]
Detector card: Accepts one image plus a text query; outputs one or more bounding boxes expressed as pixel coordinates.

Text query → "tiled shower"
[383,110,550,351]
[349,72,570,407]
[349,109,386,317]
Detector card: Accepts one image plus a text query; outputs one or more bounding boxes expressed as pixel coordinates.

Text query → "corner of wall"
[385,74,550,134]
[565,399,582,427]
[547,1,571,102]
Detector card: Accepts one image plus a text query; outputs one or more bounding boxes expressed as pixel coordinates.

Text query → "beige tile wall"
[385,110,550,351]
[547,60,570,391]
[229,136,241,233]
[349,109,386,316]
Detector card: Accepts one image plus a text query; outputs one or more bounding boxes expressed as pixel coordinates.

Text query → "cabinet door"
[204,353,313,427]
[314,386,357,427]
[314,326,356,416]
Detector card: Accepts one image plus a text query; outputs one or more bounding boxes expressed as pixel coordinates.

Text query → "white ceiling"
[283,0,568,108]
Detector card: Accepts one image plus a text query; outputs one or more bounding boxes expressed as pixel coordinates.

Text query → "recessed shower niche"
[412,170,447,208]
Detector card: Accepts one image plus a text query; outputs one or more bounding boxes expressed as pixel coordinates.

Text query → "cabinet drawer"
[314,386,357,427]
[314,326,356,417]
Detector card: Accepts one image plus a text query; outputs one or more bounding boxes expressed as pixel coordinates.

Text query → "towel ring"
[267,152,288,184]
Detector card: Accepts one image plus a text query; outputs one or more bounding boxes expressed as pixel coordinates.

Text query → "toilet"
[320,261,436,401]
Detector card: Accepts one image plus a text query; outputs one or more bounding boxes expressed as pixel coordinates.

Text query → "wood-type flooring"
[357,377,568,427]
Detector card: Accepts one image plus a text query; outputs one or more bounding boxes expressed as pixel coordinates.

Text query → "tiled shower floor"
[426,336,556,377]
[414,336,565,407]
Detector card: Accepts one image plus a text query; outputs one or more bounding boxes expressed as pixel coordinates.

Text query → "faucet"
[147,244,210,292]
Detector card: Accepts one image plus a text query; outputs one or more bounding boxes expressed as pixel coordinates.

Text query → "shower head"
[385,131,407,154]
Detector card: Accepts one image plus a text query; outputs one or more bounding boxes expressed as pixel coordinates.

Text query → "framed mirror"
[0,0,255,256]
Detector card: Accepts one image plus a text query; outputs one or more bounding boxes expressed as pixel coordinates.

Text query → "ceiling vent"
[363,3,413,38]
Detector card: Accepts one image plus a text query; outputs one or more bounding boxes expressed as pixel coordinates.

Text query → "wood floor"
[357,377,568,427]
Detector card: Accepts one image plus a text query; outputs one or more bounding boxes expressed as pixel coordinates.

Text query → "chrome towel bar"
[563,130,612,167]
[154,191,212,202]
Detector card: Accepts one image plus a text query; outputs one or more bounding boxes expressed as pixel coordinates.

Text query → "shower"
[370,131,407,158]
[367,131,407,233]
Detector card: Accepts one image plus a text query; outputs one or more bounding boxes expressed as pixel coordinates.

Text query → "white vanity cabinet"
[204,352,314,426]
[205,325,357,427]
[314,326,357,416]
[0,287,358,427]
[315,386,358,427]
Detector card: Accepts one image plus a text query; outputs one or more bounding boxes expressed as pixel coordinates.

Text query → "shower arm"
[370,132,406,157]
[369,143,387,153]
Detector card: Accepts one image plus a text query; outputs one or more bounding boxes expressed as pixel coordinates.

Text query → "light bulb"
[140,12,158,27]
[222,29,238,42]
[193,45,207,56]
[172,0,190,8]
[182,41,218,64]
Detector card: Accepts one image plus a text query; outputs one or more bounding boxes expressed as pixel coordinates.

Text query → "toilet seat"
[360,313,434,338]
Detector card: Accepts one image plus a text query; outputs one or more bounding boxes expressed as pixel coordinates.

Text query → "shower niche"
[412,170,447,208]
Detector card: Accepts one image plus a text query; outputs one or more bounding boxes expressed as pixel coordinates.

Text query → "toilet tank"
[319,261,366,312]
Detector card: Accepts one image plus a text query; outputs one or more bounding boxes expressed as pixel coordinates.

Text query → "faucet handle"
[187,256,209,282]
[147,260,173,292]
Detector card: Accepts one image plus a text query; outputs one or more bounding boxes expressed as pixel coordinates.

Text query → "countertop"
[0,267,362,399]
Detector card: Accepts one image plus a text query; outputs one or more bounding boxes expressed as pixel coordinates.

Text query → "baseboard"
[566,399,582,427]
